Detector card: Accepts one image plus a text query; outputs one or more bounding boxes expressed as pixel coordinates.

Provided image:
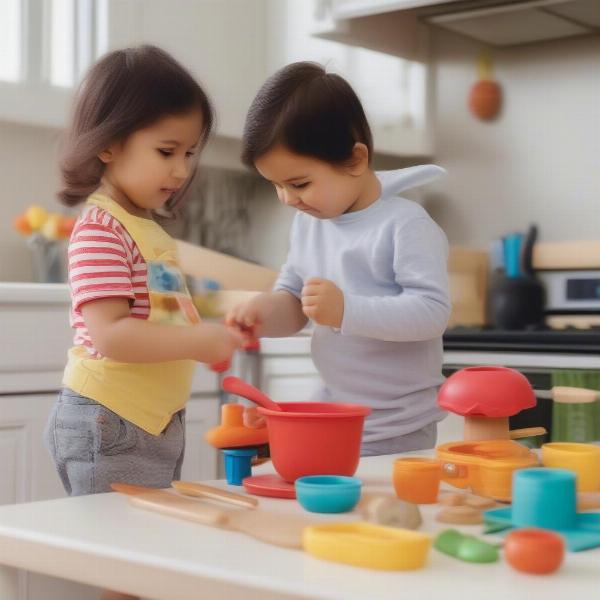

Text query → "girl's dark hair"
[59,45,214,207]
[241,62,372,169]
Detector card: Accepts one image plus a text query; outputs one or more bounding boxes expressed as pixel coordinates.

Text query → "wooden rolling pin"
[111,483,309,549]
[172,480,258,509]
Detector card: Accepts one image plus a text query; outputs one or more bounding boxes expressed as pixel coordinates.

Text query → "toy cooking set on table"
[112,362,600,574]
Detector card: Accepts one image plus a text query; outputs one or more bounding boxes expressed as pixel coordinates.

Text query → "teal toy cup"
[295,475,362,513]
[484,467,600,551]
[512,469,577,530]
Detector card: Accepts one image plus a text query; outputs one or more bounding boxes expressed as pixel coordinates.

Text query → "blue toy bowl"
[295,475,362,513]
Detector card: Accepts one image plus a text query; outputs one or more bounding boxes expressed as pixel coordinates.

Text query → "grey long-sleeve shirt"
[274,165,451,448]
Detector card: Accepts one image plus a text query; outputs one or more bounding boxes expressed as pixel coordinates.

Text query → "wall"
[427,31,600,247]
[0,118,252,282]
[0,122,62,282]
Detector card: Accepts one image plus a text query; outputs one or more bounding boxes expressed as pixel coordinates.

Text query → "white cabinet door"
[180,394,220,481]
[0,394,65,506]
[259,356,322,403]
[0,394,101,600]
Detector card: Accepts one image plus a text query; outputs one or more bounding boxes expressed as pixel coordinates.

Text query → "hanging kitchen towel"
[551,371,600,443]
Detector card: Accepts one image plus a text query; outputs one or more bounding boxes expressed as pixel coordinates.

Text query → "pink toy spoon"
[222,376,282,412]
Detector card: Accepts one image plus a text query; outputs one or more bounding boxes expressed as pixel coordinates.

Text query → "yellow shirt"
[63,194,199,435]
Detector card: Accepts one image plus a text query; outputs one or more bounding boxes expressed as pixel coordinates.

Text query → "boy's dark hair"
[241,62,373,169]
[59,45,214,207]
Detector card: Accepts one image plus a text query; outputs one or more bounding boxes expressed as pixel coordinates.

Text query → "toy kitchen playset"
[108,363,600,576]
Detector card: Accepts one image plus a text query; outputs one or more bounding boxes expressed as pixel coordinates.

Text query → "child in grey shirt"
[228,62,450,455]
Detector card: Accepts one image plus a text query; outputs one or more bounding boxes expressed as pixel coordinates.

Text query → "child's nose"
[282,189,299,206]
[172,158,189,180]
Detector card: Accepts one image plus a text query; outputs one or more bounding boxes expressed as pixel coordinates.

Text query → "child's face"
[254,145,367,219]
[100,111,203,213]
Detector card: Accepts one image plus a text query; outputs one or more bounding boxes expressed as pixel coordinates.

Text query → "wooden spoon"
[111,483,308,549]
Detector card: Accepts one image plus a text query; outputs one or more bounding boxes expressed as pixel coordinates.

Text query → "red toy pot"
[257,403,371,482]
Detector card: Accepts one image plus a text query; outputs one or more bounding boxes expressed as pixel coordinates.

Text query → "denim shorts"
[44,388,185,496]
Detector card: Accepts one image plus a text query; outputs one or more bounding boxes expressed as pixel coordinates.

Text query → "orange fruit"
[13,214,33,235]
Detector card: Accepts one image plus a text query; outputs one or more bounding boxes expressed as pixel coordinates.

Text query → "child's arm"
[226,290,307,338]
[302,218,451,342]
[82,298,244,363]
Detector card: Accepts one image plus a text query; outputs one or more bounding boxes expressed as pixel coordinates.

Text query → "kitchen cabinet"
[259,336,322,402]
[313,0,600,54]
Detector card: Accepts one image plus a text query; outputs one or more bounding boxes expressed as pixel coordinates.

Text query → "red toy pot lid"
[438,366,535,418]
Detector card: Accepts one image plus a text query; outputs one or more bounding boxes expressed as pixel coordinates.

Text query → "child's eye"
[158,149,173,157]
[185,151,195,158]
[291,182,309,189]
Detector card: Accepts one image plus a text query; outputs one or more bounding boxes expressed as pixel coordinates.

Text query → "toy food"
[359,493,422,530]
[436,505,483,525]
[434,529,499,563]
[504,529,564,574]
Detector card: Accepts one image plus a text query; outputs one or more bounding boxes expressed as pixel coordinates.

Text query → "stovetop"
[443,326,600,354]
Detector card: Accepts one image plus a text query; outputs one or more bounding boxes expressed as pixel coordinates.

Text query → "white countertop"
[0,454,597,600]
[260,335,600,369]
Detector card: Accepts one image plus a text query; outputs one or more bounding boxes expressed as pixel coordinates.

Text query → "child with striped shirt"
[44,45,243,522]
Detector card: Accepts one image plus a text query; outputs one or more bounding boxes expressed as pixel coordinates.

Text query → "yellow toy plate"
[303,522,431,571]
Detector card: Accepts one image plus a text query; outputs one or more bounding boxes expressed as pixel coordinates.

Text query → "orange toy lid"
[205,403,268,449]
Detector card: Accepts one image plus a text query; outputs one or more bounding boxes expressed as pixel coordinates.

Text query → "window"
[280,0,426,131]
[0,0,107,87]
[0,0,22,82]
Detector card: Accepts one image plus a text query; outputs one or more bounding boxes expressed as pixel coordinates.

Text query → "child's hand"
[195,323,245,364]
[301,278,344,328]
[226,296,267,337]
[243,407,266,429]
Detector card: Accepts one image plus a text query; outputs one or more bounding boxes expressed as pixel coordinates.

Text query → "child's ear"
[346,143,370,176]
[98,146,116,164]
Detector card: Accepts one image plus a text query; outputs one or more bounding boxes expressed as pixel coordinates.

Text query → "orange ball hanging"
[468,54,502,121]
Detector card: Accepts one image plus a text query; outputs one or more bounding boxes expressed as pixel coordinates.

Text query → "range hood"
[314,0,600,56]
[424,0,600,46]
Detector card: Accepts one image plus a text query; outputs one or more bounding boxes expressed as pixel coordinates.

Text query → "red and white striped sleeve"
[68,208,136,311]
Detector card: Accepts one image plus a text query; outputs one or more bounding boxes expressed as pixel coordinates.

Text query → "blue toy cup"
[295,475,362,513]
[223,448,257,486]
[512,468,577,530]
